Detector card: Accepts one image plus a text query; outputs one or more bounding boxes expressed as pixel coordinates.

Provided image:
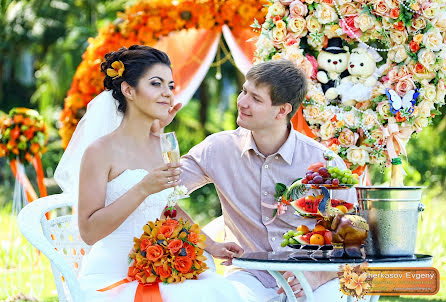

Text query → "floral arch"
[60,0,267,148]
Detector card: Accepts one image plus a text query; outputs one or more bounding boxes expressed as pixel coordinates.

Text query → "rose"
[275,20,287,31]
[315,4,338,24]
[279,0,293,5]
[184,242,196,260]
[354,14,374,32]
[146,245,164,262]
[342,112,358,127]
[159,224,175,238]
[418,49,436,71]
[320,109,335,122]
[341,3,359,16]
[371,128,384,143]
[272,27,287,46]
[256,35,275,58]
[187,232,199,244]
[338,128,357,147]
[346,146,370,166]
[320,121,336,140]
[409,40,420,53]
[305,54,318,79]
[436,80,446,105]
[382,18,393,30]
[288,17,306,36]
[413,34,423,44]
[306,15,322,32]
[395,76,415,96]
[422,2,439,19]
[303,105,322,124]
[156,265,172,279]
[414,117,429,130]
[373,1,390,16]
[310,91,326,105]
[389,46,408,64]
[422,84,437,102]
[289,1,308,16]
[340,16,361,39]
[324,25,340,39]
[433,12,446,31]
[362,109,378,130]
[140,238,151,251]
[423,28,443,51]
[267,2,286,17]
[410,17,426,32]
[389,30,408,45]
[418,100,434,117]
[410,62,436,81]
[377,101,392,119]
[389,8,399,19]
[167,239,183,253]
[301,57,316,78]
[369,151,386,165]
[285,44,304,63]
[174,256,193,274]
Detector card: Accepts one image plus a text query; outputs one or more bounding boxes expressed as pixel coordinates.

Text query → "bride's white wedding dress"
[78,169,244,301]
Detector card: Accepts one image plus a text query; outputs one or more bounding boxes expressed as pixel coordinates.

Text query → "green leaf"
[274,183,287,198]
[250,18,261,29]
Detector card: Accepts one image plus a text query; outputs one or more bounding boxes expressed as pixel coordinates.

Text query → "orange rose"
[140,238,150,251]
[410,40,420,53]
[159,225,175,238]
[167,239,183,253]
[187,232,199,244]
[389,8,399,19]
[156,265,172,279]
[164,218,180,227]
[174,256,193,274]
[30,143,40,154]
[13,115,24,124]
[183,242,196,260]
[146,245,164,262]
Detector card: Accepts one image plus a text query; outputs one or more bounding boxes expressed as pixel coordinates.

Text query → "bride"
[54,45,246,301]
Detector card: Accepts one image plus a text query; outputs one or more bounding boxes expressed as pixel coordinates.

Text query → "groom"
[159,60,354,301]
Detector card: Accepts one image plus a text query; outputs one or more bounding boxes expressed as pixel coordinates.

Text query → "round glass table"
[232,251,433,302]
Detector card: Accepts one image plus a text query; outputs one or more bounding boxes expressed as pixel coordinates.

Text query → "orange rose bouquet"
[128,218,208,285]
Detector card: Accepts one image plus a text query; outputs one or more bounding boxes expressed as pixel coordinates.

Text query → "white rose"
[389,46,408,64]
[256,35,275,57]
[315,4,338,24]
[371,128,384,142]
[272,27,287,46]
[411,17,427,32]
[432,12,446,31]
[310,92,327,105]
[376,101,392,119]
[436,80,446,105]
[288,17,306,36]
[306,15,322,33]
[341,3,359,16]
[346,146,370,166]
[421,84,437,102]
[373,1,390,17]
[303,105,322,124]
[354,14,374,32]
[362,109,378,130]
[285,45,305,63]
[389,30,408,45]
[267,2,286,17]
[320,109,335,122]
[423,28,443,51]
[289,0,308,17]
[418,49,437,71]
[320,121,336,140]
[342,112,358,127]
[414,117,429,130]
[422,2,440,19]
[418,100,434,117]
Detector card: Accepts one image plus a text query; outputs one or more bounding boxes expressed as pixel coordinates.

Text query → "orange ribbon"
[98,279,163,302]
[291,105,316,138]
[383,123,413,159]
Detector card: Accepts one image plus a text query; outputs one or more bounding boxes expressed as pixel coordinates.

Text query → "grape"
[306,174,314,180]
[341,177,348,184]
[318,167,328,175]
[325,179,332,184]
[312,172,320,179]
[308,180,315,184]
[313,175,323,184]
[306,170,314,175]
[289,238,298,244]
[301,178,309,184]
[333,167,340,173]
[281,239,289,247]
[332,178,339,186]
[283,233,291,239]
[295,231,304,236]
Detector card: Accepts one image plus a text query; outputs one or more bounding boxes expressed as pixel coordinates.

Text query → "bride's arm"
[78,142,181,245]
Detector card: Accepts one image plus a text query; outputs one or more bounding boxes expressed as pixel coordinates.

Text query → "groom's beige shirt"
[181,126,355,287]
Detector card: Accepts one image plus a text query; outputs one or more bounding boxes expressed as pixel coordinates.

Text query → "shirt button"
[272,251,276,255]
[275,156,279,160]
[265,216,270,221]
[264,192,268,196]
[264,164,269,169]
[272,237,276,241]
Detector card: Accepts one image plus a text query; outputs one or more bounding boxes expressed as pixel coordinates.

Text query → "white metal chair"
[18,193,217,302]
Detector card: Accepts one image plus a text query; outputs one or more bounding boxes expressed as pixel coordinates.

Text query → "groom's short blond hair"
[246,60,307,121]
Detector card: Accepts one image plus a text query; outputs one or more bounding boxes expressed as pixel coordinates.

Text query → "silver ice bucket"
[356,186,425,257]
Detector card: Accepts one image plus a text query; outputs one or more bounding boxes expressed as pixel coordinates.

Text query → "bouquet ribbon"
[261,201,287,225]
[291,105,316,139]
[98,279,163,302]
[383,123,413,159]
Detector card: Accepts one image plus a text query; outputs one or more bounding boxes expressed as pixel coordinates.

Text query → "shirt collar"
[240,124,296,165]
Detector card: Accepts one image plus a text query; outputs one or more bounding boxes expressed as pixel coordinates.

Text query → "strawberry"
[163,206,177,218]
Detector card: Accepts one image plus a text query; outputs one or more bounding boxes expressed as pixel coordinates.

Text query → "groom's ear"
[275,103,292,120]
[121,81,134,101]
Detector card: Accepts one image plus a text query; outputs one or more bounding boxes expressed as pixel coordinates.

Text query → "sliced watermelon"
[294,234,311,245]
[290,195,323,218]
[331,199,354,213]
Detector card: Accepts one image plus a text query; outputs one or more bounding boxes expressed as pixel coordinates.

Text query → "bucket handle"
[418,203,425,212]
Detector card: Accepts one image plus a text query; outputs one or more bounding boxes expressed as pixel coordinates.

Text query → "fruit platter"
[282,224,333,253]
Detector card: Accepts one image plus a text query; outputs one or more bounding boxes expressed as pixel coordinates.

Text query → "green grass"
[0,192,444,301]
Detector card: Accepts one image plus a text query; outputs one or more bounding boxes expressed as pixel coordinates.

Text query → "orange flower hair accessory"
[106,60,125,79]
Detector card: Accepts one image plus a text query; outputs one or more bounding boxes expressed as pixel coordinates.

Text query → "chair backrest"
[18,194,89,302]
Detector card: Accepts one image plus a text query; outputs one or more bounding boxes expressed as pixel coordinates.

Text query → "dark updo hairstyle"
[101,45,171,113]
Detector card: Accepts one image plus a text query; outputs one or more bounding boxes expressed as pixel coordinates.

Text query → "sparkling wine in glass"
[159,132,188,200]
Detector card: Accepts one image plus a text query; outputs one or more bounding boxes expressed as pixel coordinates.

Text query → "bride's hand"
[139,163,182,195]
[208,242,244,266]
[151,103,183,136]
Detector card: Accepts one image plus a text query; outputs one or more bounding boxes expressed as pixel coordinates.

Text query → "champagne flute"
[160,132,188,199]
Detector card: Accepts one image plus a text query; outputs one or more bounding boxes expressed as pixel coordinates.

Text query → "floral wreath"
[254,0,446,170]
[0,108,48,164]
[60,0,267,148]
[338,263,373,299]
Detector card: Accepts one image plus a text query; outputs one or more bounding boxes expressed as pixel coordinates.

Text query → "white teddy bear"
[337,47,378,106]
[316,38,350,100]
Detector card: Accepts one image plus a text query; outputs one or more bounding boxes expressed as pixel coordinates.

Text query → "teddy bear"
[316,38,350,100]
[337,47,378,107]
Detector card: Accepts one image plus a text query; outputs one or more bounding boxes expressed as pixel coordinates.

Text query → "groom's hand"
[151,103,182,136]
[208,242,244,266]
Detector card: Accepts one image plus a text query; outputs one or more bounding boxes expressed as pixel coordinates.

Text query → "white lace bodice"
[105,169,172,237]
